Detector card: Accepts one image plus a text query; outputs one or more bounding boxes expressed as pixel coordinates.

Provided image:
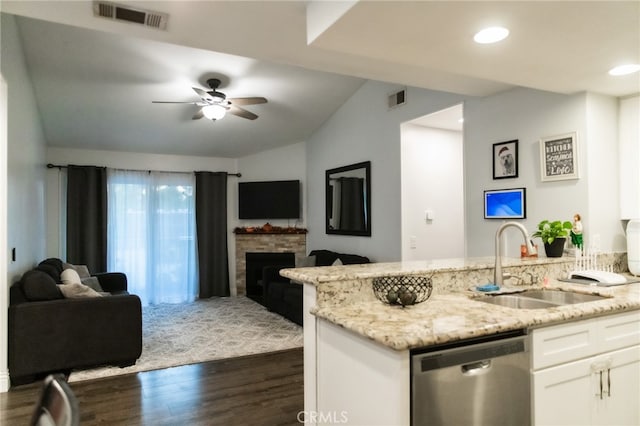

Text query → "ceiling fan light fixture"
[608,64,640,76]
[202,104,226,120]
[474,26,509,44]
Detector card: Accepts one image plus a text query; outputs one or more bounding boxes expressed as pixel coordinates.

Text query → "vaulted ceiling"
[2,1,638,158]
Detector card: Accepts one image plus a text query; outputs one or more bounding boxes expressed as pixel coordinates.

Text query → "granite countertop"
[280,256,573,285]
[311,281,640,351]
[280,257,640,351]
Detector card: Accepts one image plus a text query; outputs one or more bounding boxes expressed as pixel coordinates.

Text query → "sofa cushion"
[308,250,339,266]
[21,270,63,301]
[37,258,64,282]
[58,282,103,298]
[337,253,370,264]
[295,255,316,268]
[81,276,104,292]
[60,268,104,297]
[35,263,62,283]
[309,249,370,266]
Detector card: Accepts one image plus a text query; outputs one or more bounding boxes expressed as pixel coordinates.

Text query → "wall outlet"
[410,236,417,249]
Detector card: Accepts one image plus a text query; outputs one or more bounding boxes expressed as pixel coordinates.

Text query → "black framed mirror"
[326,161,371,236]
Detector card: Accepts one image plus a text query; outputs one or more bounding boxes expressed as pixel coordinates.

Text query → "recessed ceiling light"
[474,27,509,44]
[608,64,640,76]
[458,118,464,123]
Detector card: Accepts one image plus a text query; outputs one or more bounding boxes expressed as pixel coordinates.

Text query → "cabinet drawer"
[533,320,596,369]
[533,310,640,370]
[597,310,640,353]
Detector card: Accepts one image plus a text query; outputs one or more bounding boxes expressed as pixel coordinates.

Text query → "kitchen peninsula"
[281,255,640,426]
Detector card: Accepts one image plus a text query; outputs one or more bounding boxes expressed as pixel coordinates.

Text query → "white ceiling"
[2,1,638,158]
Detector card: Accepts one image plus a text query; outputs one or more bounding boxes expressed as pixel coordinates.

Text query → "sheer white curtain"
[107,169,197,305]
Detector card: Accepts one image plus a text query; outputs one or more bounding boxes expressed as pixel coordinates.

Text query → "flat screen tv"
[239,180,300,219]
[484,188,526,219]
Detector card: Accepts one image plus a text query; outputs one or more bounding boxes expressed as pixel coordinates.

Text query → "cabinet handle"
[606,368,611,397]
[599,371,603,400]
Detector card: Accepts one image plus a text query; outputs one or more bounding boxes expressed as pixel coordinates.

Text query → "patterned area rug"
[68,296,303,382]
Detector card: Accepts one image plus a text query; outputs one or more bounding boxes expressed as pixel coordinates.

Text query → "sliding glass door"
[107,170,197,305]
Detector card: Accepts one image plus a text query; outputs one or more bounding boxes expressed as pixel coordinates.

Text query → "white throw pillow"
[60,268,82,285]
[57,282,102,298]
[332,258,343,266]
[63,262,91,278]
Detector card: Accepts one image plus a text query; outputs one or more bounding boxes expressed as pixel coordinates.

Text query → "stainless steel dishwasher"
[411,330,530,426]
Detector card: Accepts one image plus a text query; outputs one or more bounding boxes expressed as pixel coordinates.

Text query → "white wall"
[308,83,622,261]
[1,13,49,391]
[306,80,466,261]
[619,95,640,220]
[585,93,626,251]
[2,14,48,281]
[401,124,464,260]
[464,88,592,257]
[236,141,307,230]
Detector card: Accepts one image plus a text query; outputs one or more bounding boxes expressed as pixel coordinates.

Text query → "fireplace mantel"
[234,233,306,295]
[234,226,307,235]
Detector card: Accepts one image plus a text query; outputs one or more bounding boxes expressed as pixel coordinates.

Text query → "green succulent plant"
[532,220,573,245]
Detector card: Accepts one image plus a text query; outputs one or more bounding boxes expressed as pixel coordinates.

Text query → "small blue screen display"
[484,189,525,219]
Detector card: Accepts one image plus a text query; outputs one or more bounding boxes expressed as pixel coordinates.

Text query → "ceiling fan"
[152,78,267,121]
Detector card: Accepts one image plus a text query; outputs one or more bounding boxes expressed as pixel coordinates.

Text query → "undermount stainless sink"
[519,289,606,304]
[475,289,609,309]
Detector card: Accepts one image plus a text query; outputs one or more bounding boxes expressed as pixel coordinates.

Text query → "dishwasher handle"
[461,360,492,375]
[414,334,527,373]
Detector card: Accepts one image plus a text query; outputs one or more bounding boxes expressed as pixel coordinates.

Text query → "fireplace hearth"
[234,233,306,296]
[245,252,295,305]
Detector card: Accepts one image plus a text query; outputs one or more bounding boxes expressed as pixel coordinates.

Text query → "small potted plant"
[532,220,573,257]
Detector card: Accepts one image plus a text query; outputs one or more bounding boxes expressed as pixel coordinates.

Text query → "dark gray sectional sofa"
[262,249,370,325]
[8,258,142,385]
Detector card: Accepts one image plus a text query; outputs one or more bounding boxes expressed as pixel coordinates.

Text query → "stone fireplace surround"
[234,232,306,296]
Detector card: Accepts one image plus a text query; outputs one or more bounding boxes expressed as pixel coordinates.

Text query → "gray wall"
[1,12,48,391]
[1,13,48,283]
[306,80,466,261]
[306,83,622,261]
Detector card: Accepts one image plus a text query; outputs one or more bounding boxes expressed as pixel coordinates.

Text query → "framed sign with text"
[539,132,579,182]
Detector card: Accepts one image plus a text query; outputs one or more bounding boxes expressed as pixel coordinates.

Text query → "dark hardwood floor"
[0,348,304,426]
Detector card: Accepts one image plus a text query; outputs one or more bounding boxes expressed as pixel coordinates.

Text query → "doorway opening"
[400,104,465,261]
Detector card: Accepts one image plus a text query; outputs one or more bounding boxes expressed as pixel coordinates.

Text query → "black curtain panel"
[195,172,230,298]
[339,177,366,231]
[66,165,108,273]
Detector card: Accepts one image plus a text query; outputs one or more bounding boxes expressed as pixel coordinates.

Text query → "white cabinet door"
[533,345,640,426]
[533,357,593,426]
[593,346,640,426]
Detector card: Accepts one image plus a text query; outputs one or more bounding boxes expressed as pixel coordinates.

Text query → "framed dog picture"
[493,140,518,179]
[539,132,579,182]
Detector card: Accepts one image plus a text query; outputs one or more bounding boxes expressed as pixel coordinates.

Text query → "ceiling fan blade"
[193,87,215,103]
[192,108,204,120]
[228,97,268,106]
[152,101,200,104]
[229,105,258,120]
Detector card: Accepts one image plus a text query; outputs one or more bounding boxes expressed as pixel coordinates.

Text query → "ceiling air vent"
[388,88,407,109]
[93,1,168,30]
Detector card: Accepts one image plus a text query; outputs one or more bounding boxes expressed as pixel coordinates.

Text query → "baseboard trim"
[0,370,10,392]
